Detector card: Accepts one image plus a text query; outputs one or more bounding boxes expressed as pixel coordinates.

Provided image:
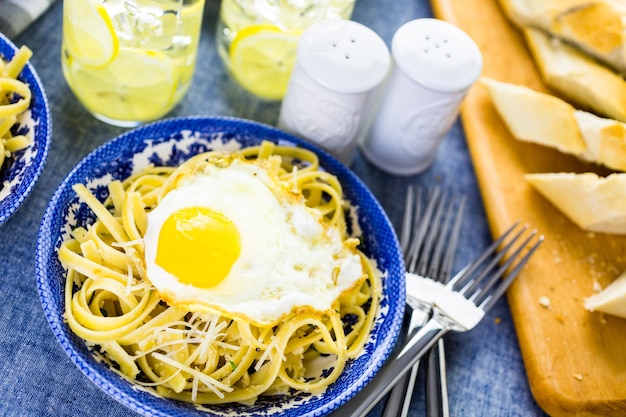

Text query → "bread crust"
[525,172,626,234]
[498,0,626,73]
[481,77,626,171]
[524,27,626,122]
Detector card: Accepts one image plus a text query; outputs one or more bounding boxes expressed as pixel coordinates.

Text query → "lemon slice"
[229,25,301,100]
[69,49,177,123]
[63,0,119,67]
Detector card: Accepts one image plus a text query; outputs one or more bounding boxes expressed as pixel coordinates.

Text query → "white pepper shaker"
[360,18,483,176]
[278,20,390,165]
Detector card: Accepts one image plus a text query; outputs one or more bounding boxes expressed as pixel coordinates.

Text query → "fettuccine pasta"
[0,45,32,171]
[60,141,382,405]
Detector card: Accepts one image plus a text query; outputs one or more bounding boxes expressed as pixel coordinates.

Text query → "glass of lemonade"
[217,0,356,101]
[62,0,205,127]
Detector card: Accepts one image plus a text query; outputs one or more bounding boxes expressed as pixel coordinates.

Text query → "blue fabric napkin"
[0,0,57,39]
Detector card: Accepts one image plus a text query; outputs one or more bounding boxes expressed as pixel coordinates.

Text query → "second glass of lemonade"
[62,0,205,127]
[217,0,356,101]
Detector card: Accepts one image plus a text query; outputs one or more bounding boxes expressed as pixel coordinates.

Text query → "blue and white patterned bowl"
[35,116,405,417]
[0,32,51,226]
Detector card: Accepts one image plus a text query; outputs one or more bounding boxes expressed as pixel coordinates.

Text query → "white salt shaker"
[360,18,483,176]
[278,20,390,165]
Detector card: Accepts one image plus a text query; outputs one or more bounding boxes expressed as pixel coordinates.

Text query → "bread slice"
[480,77,586,154]
[525,172,626,234]
[523,27,626,122]
[574,111,626,171]
[498,0,590,28]
[481,77,626,171]
[585,269,626,318]
[497,0,626,74]
[552,1,626,74]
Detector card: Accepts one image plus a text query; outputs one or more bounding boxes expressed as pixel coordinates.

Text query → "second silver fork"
[328,221,543,417]
[382,186,465,417]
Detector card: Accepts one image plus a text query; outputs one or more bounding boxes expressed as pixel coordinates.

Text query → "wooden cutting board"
[430,0,626,415]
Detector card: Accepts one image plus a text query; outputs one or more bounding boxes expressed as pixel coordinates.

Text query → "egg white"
[143,156,366,326]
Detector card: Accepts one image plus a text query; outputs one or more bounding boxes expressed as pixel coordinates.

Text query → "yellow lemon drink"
[62,0,205,127]
[217,0,355,100]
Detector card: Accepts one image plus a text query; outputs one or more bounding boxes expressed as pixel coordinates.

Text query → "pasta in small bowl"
[35,116,405,417]
[0,31,51,226]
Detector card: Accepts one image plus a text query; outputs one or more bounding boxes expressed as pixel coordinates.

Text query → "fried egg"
[143,155,366,327]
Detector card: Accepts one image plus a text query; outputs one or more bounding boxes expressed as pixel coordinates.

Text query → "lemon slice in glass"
[63,0,119,68]
[229,25,301,100]
[69,49,177,123]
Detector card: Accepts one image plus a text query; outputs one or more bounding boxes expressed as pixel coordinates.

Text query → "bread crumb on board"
[539,296,551,309]
[592,281,603,292]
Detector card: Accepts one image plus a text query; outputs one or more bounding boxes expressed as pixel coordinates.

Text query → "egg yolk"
[155,207,241,288]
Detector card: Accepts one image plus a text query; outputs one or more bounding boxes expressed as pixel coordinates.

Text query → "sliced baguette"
[497,0,626,74]
[574,111,626,171]
[497,0,591,28]
[481,77,626,171]
[523,27,626,122]
[480,77,585,154]
[585,269,626,318]
[525,172,626,234]
[552,1,626,74]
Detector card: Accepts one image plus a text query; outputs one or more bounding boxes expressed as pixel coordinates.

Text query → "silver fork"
[328,221,544,417]
[382,186,464,417]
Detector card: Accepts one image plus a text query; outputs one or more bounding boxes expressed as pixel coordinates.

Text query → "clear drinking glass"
[216,0,356,101]
[61,0,205,127]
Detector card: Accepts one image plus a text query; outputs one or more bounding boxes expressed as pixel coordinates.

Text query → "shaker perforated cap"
[392,18,483,92]
[297,20,390,94]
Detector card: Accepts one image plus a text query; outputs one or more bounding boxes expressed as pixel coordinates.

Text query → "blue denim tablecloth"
[0,0,549,416]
